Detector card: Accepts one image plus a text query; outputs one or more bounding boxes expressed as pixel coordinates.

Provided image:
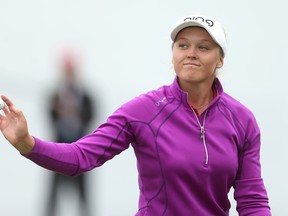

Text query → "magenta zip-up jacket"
[25,77,271,216]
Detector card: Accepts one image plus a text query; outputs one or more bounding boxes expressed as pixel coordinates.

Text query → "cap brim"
[170,21,206,41]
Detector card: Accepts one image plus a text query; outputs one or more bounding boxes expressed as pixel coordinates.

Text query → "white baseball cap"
[170,14,227,57]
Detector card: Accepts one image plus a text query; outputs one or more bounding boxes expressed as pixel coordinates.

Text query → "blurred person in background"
[45,52,94,216]
[0,14,271,215]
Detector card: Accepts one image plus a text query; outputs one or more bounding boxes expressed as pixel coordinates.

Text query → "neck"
[188,89,214,116]
[187,85,214,108]
[177,76,216,111]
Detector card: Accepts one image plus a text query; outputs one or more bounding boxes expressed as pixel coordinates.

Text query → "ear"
[216,57,224,69]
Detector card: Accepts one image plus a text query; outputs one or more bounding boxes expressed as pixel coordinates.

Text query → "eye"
[178,43,189,49]
[199,45,209,51]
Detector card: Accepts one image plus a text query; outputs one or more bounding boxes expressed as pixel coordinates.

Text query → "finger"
[0,96,11,115]
[1,95,13,107]
[1,95,17,113]
[2,104,11,115]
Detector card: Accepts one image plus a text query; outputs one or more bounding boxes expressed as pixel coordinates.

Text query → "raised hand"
[0,95,34,154]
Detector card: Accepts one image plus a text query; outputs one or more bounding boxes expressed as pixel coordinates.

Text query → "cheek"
[172,56,181,71]
[172,56,176,65]
[172,48,179,65]
[172,51,182,65]
[205,57,221,69]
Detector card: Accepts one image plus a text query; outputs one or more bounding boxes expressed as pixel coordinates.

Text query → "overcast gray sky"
[0,0,286,215]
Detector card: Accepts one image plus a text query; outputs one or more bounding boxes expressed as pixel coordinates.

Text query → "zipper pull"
[200,126,205,139]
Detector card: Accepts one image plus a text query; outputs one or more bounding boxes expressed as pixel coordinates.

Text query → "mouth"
[183,62,200,67]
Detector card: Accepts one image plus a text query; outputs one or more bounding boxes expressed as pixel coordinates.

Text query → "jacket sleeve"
[23,106,135,176]
[233,116,272,216]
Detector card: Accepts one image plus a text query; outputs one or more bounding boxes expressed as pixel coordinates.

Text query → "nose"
[187,46,198,59]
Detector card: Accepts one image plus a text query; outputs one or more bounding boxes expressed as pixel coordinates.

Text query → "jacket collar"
[169,76,224,105]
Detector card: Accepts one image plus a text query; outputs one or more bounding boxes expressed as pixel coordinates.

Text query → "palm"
[0,96,31,153]
[0,111,27,145]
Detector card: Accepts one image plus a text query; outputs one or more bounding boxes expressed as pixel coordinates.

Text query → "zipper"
[197,111,209,166]
[189,104,209,166]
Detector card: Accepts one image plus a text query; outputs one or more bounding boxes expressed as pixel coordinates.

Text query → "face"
[172,27,224,89]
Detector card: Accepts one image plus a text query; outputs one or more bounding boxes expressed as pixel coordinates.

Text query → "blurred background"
[0,0,286,215]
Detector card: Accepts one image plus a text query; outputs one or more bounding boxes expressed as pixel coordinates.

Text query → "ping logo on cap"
[183,16,214,27]
[171,14,227,57]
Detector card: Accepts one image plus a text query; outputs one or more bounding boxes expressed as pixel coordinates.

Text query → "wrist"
[17,135,35,155]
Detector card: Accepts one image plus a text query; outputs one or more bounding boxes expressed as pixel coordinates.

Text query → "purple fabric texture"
[25,78,271,215]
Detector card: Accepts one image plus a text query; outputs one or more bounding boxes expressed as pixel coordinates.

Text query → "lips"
[183,62,200,67]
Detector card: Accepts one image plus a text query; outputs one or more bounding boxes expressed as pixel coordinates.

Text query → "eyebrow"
[176,37,214,44]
